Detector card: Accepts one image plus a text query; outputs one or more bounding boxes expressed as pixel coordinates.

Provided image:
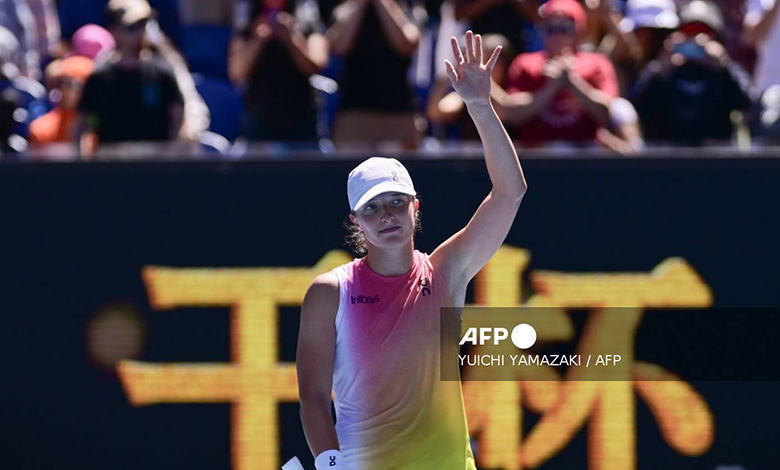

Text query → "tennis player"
[296,31,527,470]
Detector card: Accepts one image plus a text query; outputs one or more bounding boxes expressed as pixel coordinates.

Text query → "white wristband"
[314,449,345,470]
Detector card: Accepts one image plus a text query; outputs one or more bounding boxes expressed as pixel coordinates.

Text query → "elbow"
[227,63,248,85]
[743,26,760,46]
[511,183,528,205]
[314,53,330,72]
[494,181,527,206]
[299,390,331,417]
[398,25,421,57]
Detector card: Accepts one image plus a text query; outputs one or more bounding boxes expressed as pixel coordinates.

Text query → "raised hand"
[444,30,502,106]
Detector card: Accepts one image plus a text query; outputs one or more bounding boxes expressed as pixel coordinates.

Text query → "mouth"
[379,226,401,234]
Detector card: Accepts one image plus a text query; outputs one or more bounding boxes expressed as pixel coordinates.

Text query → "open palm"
[445,30,502,106]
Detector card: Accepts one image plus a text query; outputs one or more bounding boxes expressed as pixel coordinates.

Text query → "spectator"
[744,0,780,140]
[70,24,116,62]
[75,0,184,155]
[499,0,619,145]
[26,0,61,63]
[327,0,422,148]
[632,0,752,144]
[0,27,21,153]
[0,0,41,79]
[581,0,627,53]
[180,0,234,26]
[612,0,679,92]
[229,0,329,142]
[28,56,93,146]
[453,0,540,55]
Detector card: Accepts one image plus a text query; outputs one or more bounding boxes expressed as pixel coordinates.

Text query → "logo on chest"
[351,294,380,304]
[420,277,431,297]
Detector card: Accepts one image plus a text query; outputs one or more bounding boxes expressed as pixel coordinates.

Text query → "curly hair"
[344,203,422,257]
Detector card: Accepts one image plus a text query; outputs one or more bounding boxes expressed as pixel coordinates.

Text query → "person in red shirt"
[497,0,618,144]
[28,56,94,147]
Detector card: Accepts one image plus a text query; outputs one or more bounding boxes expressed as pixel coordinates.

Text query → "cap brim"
[121,4,153,25]
[352,182,417,211]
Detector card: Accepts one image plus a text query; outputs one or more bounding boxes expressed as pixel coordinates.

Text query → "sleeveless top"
[331,250,476,469]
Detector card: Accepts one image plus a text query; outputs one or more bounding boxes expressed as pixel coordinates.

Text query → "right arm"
[371,0,421,57]
[494,54,566,125]
[228,24,271,84]
[744,0,780,46]
[72,112,98,158]
[453,0,505,21]
[494,80,560,125]
[326,0,370,57]
[272,12,330,76]
[297,272,341,458]
[74,74,100,158]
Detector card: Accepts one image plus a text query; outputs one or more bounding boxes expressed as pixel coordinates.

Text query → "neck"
[364,240,415,277]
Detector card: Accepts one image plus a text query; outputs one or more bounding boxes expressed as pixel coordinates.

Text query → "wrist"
[315,449,346,470]
[466,99,494,116]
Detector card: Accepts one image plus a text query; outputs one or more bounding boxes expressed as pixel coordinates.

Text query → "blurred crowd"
[1,0,779,157]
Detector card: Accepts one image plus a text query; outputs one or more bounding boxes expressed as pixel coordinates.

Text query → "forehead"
[365,192,412,204]
[545,14,575,26]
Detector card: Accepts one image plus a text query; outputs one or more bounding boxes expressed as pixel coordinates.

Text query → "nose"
[379,205,396,224]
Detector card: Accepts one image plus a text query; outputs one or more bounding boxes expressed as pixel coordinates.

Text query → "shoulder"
[307,270,339,293]
[300,272,340,331]
[304,271,340,308]
[85,62,113,83]
[140,57,176,79]
[508,52,546,79]
[28,109,60,139]
[30,109,58,128]
[577,51,615,70]
[510,51,546,69]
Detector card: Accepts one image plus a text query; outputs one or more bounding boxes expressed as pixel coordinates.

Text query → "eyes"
[363,197,407,212]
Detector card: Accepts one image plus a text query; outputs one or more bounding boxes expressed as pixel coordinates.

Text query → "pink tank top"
[331,250,476,470]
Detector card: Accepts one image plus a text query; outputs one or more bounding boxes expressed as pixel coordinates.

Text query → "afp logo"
[460,324,537,349]
[351,294,380,304]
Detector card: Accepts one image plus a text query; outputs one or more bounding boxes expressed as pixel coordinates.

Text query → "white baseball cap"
[347,157,416,212]
[619,0,679,32]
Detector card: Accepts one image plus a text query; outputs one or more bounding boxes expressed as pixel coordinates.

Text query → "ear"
[349,212,360,228]
[414,199,420,211]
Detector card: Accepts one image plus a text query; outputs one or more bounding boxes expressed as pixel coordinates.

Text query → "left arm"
[565,73,612,124]
[563,54,615,124]
[371,0,421,57]
[169,102,184,140]
[273,12,330,76]
[431,31,528,286]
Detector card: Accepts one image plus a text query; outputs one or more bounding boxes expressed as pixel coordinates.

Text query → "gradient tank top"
[331,250,476,470]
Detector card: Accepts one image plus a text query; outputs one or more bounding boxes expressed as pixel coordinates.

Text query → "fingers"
[475,34,483,65]
[465,30,474,63]
[485,45,502,73]
[450,36,464,64]
[444,60,458,84]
